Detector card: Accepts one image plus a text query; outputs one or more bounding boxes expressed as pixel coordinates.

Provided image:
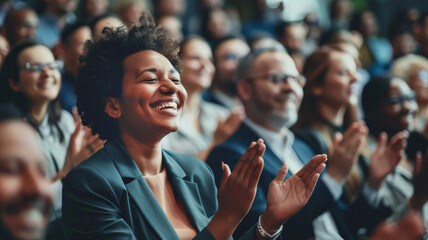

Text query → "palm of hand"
[266,174,311,222]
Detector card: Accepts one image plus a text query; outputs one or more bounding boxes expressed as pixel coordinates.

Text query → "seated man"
[0,105,52,240]
[207,47,391,239]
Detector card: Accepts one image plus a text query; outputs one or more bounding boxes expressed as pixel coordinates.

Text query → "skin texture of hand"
[327,121,368,183]
[260,154,327,233]
[206,139,265,240]
[368,131,408,190]
[52,108,105,182]
[410,151,428,211]
[370,212,426,240]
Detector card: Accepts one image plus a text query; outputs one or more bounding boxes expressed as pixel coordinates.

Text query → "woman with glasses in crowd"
[62,12,327,240]
[0,41,103,239]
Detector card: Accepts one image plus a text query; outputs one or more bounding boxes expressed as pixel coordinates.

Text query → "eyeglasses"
[23,60,63,72]
[384,92,416,105]
[247,73,306,85]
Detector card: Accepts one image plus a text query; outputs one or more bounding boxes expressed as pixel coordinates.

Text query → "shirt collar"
[243,118,294,151]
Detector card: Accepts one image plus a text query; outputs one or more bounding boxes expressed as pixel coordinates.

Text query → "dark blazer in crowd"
[62,140,256,240]
[207,123,390,240]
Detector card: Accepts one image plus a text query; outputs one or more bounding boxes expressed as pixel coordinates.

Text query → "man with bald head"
[2,7,38,47]
[207,47,388,239]
[0,105,52,240]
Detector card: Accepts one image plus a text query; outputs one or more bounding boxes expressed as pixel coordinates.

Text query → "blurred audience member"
[35,0,78,48]
[329,0,354,30]
[162,36,243,160]
[81,0,109,23]
[275,20,307,55]
[415,12,428,59]
[350,10,392,76]
[0,34,9,70]
[157,15,183,41]
[201,8,231,45]
[0,104,53,240]
[58,23,92,113]
[362,74,428,229]
[389,22,417,60]
[392,54,428,136]
[89,13,124,41]
[0,41,103,239]
[113,0,150,28]
[204,35,250,110]
[1,7,38,47]
[302,12,321,57]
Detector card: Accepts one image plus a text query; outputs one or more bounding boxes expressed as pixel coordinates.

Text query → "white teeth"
[154,102,178,110]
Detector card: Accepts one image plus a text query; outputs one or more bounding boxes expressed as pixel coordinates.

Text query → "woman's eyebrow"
[136,68,157,77]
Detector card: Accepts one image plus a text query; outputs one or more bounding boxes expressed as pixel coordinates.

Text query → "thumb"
[376,132,388,152]
[332,132,343,149]
[219,162,231,191]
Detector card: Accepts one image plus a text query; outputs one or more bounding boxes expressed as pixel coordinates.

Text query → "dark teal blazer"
[62,140,256,240]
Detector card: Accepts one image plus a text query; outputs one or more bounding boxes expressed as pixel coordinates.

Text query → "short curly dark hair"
[76,12,181,140]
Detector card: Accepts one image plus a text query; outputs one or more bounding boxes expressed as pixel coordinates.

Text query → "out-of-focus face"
[379,78,418,133]
[120,3,145,28]
[85,0,108,19]
[409,68,428,105]
[242,51,303,130]
[392,33,416,58]
[156,0,184,16]
[92,17,124,41]
[360,11,378,37]
[63,26,92,76]
[207,9,228,40]
[315,52,358,106]
[281,23,307,53]
[7,9,38,46]
[157,16,183,41]
[214,39,249,94]
[180,39,214,93]
[0,121,52,240]
[13,45,61,104]
[118,50,187,139]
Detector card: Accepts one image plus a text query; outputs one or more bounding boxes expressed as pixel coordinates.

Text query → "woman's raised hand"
[368,130,408,190]
[327,121,367,183]
[53,108,105,182]
[259,154,327,233]
[206,139,265,240]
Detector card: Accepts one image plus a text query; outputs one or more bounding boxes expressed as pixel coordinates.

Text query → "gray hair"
[235,45,287,83]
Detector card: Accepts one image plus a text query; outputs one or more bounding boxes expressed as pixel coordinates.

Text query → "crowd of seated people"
[0,0,428,239]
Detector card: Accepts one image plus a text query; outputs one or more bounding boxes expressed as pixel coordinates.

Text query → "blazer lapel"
[104,141,180,240]
[162,151,211,232]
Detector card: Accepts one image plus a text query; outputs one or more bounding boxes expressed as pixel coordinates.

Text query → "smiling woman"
[64,11,327,240]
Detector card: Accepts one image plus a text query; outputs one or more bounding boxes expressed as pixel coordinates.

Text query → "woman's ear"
[104,97,122,119]
[8,78,20,92]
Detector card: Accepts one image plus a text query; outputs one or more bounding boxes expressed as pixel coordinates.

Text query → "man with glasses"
[207,47,380,239]
[203,35,250,110]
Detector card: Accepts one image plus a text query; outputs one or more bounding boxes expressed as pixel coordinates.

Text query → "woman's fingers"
[274,162,289,182]
[248,156,264,189]
[219,162,232,192]
[233,141,256,175]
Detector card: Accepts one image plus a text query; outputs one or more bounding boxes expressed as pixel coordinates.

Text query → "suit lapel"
[104,141,179,240]
[162,151,211,232]
[237,123,293,179]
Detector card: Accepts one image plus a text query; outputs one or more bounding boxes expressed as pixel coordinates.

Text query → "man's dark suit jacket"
[207,123,388,240]
[62,140,257,240]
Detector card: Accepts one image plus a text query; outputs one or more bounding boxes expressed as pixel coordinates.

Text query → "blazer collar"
[104,140,209,237]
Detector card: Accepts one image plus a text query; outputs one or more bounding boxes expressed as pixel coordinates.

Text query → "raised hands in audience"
[368,130,408,189]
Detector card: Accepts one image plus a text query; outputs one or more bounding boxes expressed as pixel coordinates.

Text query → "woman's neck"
[28,101,50,124]
[317,101,346,126]
[120,133,163,176]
